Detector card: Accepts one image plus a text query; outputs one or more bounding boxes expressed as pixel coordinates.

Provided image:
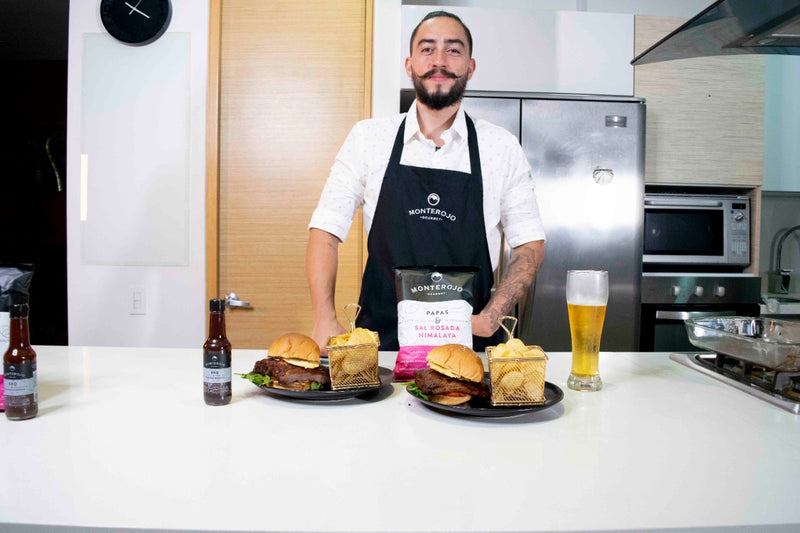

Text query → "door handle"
[655,310,733,320]
[226,292,251,308]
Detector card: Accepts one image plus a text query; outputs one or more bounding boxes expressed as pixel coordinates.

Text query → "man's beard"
[411,68,469,111]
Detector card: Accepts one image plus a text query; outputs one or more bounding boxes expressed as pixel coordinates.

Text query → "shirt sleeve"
[308,122,367,242]
[500,140,547,248]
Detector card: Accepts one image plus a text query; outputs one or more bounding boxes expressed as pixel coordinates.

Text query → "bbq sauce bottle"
[4,303,38,420]
[203,298,231,405]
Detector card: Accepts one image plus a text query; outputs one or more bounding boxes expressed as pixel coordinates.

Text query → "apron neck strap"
[390,111,481,172]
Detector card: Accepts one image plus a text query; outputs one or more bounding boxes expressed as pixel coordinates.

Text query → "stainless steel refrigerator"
[461,93,645,351]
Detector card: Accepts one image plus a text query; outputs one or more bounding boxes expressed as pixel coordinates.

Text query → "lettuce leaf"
[406,383,428,400]
[237,373,272,386]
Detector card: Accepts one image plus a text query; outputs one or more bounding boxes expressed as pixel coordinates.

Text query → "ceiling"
[0,0,69,61]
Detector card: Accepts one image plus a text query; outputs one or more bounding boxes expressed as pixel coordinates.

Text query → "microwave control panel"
[728,201,749,259]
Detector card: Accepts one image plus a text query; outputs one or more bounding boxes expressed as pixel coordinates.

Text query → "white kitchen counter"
[1,346,799,533]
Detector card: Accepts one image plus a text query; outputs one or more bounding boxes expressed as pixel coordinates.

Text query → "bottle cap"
[209,299,226,312]
[9,303,30,318]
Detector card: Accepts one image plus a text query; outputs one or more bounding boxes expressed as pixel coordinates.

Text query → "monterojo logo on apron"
[407,192,457,222]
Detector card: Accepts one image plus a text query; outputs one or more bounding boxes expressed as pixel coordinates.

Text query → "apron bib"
[356,113,499,351]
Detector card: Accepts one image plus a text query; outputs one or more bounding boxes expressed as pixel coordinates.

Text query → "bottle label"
[203,367,232,383]
[3,360,38,398]
[204,350,231,384]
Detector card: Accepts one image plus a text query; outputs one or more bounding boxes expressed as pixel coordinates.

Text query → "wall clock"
[100,0,173,46]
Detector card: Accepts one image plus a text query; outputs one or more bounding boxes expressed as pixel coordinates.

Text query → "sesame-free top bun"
[268,332,321,369]
[426,344,484,383]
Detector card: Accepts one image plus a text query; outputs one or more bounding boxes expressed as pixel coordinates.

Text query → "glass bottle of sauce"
[203,298,231,405]
[4,303,38,420]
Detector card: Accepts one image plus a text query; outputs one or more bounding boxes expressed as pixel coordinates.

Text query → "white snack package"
[393,266,476,380]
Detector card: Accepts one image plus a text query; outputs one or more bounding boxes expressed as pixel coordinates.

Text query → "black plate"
[255,366,393,401]
[407,381,564,418]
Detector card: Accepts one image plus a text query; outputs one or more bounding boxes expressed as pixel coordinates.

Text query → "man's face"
[405,17,476,111]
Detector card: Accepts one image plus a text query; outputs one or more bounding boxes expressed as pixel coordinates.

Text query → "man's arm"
[472,240,545,337]
[306,228,347,352]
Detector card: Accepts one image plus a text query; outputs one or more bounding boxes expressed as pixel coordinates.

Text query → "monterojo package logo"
[409,271,465,295]
[407,191,457,222]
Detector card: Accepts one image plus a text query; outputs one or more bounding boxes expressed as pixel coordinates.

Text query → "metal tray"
[684,317,800,371]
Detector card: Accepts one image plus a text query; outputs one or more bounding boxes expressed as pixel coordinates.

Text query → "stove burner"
[694,353,800,398]
[670,352,800,414]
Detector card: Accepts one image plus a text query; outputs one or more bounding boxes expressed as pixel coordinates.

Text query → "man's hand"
[311,317,347,356]
[472,240,545,338]
[471,312,499,338]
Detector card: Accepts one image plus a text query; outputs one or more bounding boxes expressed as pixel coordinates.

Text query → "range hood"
[632,0,800,65]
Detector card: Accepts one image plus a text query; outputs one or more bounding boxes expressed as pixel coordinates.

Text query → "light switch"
[130,286,146,315]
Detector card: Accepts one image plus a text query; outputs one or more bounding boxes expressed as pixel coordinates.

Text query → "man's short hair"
[409,11,473,58]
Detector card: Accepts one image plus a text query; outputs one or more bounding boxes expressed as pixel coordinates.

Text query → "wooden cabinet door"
[207,0,371,347]
[634,15,764,187]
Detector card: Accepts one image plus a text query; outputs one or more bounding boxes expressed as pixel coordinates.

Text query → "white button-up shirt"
[309,100,546,271]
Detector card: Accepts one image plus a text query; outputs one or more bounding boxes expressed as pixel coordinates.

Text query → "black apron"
[356,113,500,351]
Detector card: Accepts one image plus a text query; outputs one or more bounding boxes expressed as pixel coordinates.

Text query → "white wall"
[764,55,800,192]
[67,1,208,347]
[374,0,710,117]
[399,7,634,95]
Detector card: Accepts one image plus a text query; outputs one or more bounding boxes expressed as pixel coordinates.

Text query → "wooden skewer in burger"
[413,344,490,405]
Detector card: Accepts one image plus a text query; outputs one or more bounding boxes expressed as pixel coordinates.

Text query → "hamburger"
[413,344,490,405]
[250,333,331,391]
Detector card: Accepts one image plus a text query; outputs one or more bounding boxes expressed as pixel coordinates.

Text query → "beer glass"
[566,270,608,391]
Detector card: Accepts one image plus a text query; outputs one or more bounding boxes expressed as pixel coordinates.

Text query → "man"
[307,11,545,352]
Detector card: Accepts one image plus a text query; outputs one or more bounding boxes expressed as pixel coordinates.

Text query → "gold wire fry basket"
[327,304,381,390]
[487,316,548,406]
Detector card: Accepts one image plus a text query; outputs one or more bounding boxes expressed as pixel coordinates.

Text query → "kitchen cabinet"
[633,16,765,187]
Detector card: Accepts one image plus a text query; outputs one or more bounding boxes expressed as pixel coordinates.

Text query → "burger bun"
[429,393,472,405]
[426,344,484,383]
[268,332,321,369]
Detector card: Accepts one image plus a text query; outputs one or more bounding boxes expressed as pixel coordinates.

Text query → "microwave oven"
[643,193,750,266]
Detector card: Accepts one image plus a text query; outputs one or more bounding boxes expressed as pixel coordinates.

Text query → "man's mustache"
[421,68,458,79]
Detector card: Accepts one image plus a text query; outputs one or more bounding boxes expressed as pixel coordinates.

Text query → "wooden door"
[207,0,372,347]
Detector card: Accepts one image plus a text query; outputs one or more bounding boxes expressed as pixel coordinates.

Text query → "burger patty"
[414,368,489,399]
[251,357,331,389]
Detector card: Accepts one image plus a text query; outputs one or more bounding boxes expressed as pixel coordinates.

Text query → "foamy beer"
[566,270,608,391]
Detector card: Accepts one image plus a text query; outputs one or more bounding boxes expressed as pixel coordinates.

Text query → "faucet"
[774,224,800,293]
